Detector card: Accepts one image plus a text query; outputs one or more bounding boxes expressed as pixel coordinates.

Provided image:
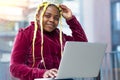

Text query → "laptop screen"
[56,41,107,79]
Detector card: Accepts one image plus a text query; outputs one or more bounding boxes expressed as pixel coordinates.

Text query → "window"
[111,1,120,51]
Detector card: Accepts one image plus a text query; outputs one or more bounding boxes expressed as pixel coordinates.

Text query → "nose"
[49,17,54,22]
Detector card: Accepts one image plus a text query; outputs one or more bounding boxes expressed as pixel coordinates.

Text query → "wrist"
[66,15,73,21]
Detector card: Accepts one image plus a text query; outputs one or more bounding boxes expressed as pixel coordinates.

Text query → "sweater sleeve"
[10,28,47,80]
[64,15,88,42]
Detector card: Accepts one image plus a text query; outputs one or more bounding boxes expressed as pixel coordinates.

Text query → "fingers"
[43,68,58,78]
[59,4,72,20]
[59,4,69,12]
[49,69,57,78]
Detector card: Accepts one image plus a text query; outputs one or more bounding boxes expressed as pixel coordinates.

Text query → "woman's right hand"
[59,4,73,20]
[43,68,58,78]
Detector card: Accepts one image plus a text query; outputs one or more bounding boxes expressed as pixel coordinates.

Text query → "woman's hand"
[59,4,73,20]
[43,68,58,78]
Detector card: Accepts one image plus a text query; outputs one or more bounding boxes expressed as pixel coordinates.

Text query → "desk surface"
[35,78,73,80]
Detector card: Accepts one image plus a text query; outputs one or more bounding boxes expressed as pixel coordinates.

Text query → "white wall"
[83,0,112,52]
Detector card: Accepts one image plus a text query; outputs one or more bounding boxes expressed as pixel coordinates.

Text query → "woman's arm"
[60,4,88,42]
[65,15,88,42]
[10,28,47,80]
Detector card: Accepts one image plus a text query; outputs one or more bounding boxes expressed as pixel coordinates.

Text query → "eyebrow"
[44,12,60,17]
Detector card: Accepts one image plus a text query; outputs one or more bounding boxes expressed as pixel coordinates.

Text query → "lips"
[43,23,56,32]
[46,24,54,28]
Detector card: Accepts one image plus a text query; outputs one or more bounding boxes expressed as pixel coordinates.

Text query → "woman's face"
[39,5,60,32]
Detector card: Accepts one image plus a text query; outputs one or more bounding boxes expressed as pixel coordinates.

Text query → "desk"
[35,77,100,80]
[35,78,73,80]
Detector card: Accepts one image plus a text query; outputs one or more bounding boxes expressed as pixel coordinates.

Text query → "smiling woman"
[9,1,87,80]
[42,5,60,32]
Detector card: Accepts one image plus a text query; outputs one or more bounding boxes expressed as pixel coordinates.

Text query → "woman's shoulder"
[17,21,34,40]
[18,21,34,34]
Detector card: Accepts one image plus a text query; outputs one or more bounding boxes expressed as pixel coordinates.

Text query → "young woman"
[10,2,88,80]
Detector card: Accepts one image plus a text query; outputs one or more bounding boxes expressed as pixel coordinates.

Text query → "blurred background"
[0,0,120,80]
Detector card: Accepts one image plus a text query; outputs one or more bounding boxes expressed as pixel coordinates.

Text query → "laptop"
[35,41,107,80]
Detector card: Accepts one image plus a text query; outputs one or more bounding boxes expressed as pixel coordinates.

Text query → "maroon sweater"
[10,16,88,80]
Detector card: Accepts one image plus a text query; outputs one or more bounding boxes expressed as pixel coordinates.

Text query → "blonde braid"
[32,2,48,68]
[39,2,49,69]
[59,8,63,57]
[32,10,40,68]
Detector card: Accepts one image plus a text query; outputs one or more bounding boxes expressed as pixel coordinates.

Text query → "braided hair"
[32,2,63,69]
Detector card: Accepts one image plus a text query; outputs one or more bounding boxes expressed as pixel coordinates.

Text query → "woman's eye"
[54,16,59,21]
[44,14,59,21]
[44,15,51,18]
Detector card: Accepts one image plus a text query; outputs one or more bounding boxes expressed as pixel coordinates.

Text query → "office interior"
[0,0,120,80]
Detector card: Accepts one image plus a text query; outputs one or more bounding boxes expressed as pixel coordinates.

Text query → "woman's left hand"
[59,4,73,20]
[43,68,58,78]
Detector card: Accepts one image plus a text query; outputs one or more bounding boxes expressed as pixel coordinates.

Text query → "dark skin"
[37,4,73,78]
[43,5,60,32]
[37,4,73,32]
